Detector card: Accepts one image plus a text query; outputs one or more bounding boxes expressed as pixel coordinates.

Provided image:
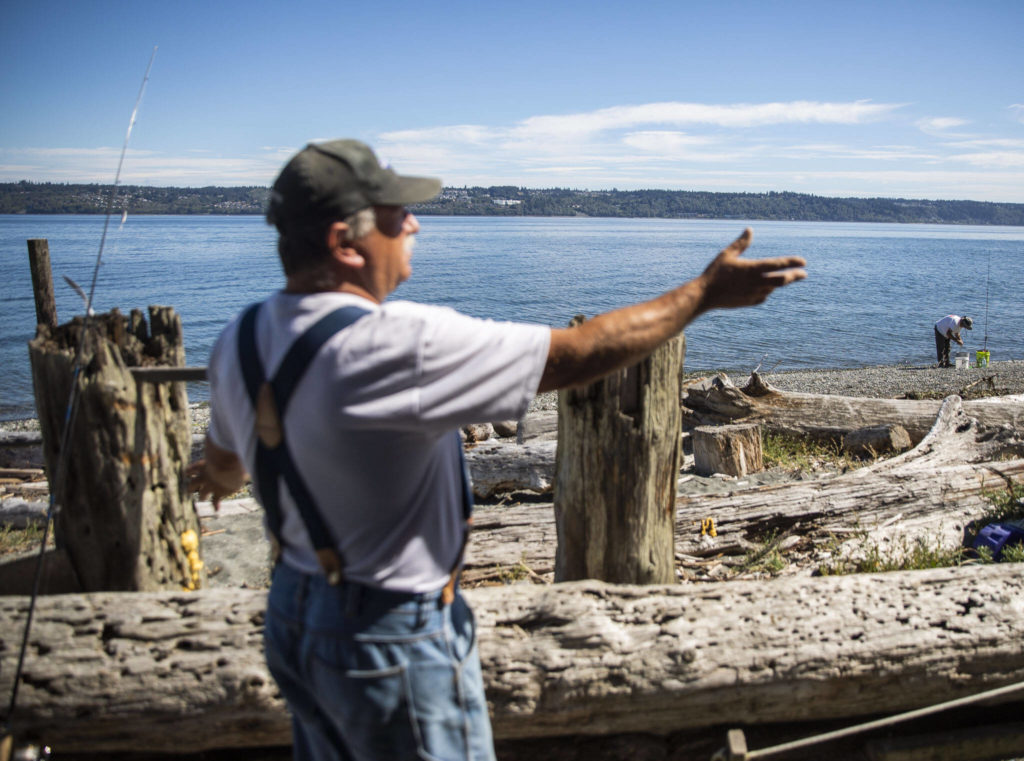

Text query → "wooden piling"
[27,306,201,592]
[27,238,57,329]
[554,323,686,585]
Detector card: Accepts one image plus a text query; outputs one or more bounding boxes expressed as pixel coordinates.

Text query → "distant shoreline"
[3,182,1023,226]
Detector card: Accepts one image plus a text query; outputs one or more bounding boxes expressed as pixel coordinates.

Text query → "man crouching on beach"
[188,139,806,761]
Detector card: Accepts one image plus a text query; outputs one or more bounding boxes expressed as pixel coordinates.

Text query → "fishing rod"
[983,249,990,352]
[0,47,157,761]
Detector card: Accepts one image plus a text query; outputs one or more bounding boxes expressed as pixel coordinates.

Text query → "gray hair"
[276,207,377,279]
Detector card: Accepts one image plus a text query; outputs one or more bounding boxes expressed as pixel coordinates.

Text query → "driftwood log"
[675,396,1024,564]
[841,423,912,455]
[27,307,200,592]
[2,565,1023,753]
[465,440,556,498]
[462,396,1024,579]
[682,372,1024,444]
[555,332,685,584]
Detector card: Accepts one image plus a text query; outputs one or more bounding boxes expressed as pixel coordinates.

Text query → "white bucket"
[955,355,969,370]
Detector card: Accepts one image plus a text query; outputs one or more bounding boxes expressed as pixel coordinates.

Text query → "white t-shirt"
[207,291,550,592]
[935,315,962,339]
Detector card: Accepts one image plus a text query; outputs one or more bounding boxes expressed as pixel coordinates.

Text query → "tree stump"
[692,423,763,477]
[27,306,201,592]
[554,324,685,584]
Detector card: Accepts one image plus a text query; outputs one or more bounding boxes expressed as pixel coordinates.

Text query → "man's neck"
[284,279,381,304]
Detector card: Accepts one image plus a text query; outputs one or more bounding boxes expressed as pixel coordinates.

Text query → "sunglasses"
[374,206,410,238]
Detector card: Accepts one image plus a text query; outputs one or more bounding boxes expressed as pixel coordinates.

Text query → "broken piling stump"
[27,306,201,592]
[554,321,685,584]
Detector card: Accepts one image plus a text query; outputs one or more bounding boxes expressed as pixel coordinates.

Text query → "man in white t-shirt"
[188,139,806,761]
[934,314,973,367]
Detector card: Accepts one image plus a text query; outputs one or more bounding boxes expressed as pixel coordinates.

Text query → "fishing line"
[1,47,157,748]
[983,249,990,352]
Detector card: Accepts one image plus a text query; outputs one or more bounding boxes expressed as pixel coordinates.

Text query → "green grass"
[0,521,52,557]
[818,484,1024,575]
[761,430,867,472]
[738,530,789,576]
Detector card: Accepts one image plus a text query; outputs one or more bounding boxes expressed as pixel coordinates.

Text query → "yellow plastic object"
[976,350,990,368]
[180,529,204,591]
[701,517,718,537]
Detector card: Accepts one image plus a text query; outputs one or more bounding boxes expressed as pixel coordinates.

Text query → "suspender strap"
[442,430,475,605]
[238,302,369,584]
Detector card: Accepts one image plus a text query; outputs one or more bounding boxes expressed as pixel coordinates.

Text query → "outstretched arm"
[538,229,806,392]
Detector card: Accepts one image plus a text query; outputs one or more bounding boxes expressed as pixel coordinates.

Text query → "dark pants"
[934,327,951,367]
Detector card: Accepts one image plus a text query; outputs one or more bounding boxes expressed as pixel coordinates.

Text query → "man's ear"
[327,221,365,269]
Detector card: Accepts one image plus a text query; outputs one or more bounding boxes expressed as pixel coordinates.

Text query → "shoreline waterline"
[4,360,1021,432]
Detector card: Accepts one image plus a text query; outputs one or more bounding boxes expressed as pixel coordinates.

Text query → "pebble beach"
[2,360,1023,434]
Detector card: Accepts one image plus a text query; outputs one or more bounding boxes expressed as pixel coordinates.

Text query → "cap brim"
[375,173,442,206]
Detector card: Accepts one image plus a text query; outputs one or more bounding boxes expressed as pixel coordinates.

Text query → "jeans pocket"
[310,639,475,761]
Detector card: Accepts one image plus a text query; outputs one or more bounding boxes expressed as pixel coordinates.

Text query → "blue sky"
[2,0,1022,202]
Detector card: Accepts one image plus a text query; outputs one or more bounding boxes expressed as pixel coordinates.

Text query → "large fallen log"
[1,565,1022,752]
[462,397,1024,577]
[675,396,1024,563]
[682,372,1024,444]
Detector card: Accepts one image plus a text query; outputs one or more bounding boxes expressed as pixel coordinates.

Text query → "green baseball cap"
[266,139,441,229]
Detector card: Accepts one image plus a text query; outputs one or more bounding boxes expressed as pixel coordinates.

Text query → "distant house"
[493,199,522,206]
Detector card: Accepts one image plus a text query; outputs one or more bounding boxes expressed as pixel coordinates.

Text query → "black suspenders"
[236,301,474,592]
[238,302,369,584]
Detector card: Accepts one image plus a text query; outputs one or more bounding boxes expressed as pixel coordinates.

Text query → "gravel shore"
[525,359,1024,414]
[2,360,1022,435]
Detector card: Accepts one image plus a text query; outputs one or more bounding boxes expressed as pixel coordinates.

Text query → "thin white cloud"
[1010,104,1024,123]
[916,116,972,137]
[511,100,901,140]
[4,99,1023,202]
[947,151,1024,168]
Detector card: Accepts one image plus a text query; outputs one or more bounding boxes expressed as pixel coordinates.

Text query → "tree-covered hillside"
[2,181,1022,226]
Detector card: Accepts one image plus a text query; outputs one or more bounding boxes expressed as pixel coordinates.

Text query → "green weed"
[761,431,867,473]
[738,530,788,576]
[0,521,52,557]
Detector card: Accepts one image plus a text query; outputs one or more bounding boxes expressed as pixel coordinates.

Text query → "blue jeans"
[264,563,495,761]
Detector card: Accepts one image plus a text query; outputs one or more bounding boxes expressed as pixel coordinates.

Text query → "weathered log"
[841,423,912,455]
[27,307,200,592]
[2,565,1023,752]
[675,397,1024,563]
[555,331,685,584]
[692,423,763,476]
[465,440,556,498]
[462,397,1024,578]
[682,372,1024,444]
[517,409,558,442]
[0,432,44,469]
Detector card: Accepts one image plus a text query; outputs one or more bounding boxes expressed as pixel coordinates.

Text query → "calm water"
[2,215,1022,420]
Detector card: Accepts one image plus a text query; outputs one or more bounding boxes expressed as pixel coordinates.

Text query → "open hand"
[698,228,806,312]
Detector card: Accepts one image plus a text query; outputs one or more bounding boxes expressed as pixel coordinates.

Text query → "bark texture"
[555,333,685,584]
[692,423,763,476]
[682,372,1024,444]
[2,566,1023,752]
[27,307,200,592]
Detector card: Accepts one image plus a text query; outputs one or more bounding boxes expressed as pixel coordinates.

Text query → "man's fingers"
[761,268,807,287]
[721,227,753,258]
[752,255,807,272]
